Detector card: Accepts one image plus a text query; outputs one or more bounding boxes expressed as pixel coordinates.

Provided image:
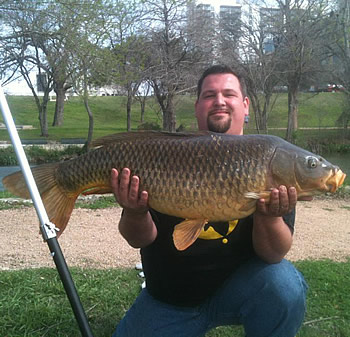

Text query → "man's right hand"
[111,168,149,214]
[111,168,157,248]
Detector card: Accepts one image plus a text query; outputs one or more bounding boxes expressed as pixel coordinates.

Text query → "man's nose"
[214,93,225,106]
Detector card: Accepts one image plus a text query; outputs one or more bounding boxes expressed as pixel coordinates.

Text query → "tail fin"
[2,163,78,236]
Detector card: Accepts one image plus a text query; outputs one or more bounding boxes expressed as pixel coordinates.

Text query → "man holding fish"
[111,65,308,337]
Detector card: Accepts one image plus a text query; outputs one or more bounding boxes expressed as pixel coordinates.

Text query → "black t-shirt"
[141,209,295,307]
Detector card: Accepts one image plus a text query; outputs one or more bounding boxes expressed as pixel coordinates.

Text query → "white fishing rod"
[0,85,94,337]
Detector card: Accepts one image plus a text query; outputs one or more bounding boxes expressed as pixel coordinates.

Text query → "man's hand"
[256,186,313,217]
[111,168,149,214]
[256,186,297,217]
[111,168,156,248]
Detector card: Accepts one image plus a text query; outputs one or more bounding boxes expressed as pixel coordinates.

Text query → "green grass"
[0,260,349,336]
[265,92,344,128]
[0,195,119,211]
[0,95,174,141]
[0,268,140,337]
[0,92,348,142]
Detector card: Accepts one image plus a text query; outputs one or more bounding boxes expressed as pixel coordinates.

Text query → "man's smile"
[209,110,231,117]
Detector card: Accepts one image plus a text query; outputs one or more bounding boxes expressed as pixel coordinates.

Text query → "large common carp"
[3,131,346,250]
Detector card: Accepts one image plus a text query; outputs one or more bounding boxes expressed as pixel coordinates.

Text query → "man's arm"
[252,186,297,264]
[111,168,157,248]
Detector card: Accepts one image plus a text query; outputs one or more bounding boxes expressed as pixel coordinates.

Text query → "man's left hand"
[256,186,297,217]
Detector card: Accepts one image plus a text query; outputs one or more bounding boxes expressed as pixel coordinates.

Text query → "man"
[111,65,308,337]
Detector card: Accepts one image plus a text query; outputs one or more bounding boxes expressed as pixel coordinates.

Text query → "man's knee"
[241,259,308,337]
[268,260,307,308]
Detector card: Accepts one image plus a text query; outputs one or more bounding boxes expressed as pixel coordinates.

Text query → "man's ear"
[194,100,199,116]
[243,96,250,109]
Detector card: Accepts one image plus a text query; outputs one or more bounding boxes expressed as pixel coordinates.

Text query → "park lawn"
[0,259,349,337]
[0,92,347,143]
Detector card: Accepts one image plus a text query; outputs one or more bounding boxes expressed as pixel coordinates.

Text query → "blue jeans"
[112,258,308,337]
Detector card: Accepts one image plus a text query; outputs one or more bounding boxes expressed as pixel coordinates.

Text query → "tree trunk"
[39,103,49,137]
[82,76,93,146]
[84,96,94,146]
[261,94,271,132]
[163,95,176,132]
[250,96,262,133]
[52,86,66,126]
[21,67,50,137]
[249,92,269,133]
[139,84,150,123]
[152,81,174,131]
[286,88,299,143]
[38,90,50,137]
[140,98,146,123]
[126,90,132,132]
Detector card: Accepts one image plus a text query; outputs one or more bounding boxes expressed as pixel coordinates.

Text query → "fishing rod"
[0,85,94,337]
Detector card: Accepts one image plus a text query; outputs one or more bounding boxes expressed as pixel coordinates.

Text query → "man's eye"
[224,92,237,97]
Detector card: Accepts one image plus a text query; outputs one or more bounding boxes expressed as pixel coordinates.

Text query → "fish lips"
[326,169,346,193]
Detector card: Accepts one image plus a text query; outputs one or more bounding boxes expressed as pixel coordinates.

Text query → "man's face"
[195,73,249,135]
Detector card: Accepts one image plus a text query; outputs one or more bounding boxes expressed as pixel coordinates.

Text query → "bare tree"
[326,0,350,129]
[0,2,56,137]
[219,4,282,132]
[274,0,332,142]
[68,26,110,146]
[143,0,199,132]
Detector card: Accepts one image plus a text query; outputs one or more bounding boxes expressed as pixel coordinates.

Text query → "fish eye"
[307,157,318,169]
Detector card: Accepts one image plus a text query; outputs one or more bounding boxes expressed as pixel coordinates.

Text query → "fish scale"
[2,131,346,251]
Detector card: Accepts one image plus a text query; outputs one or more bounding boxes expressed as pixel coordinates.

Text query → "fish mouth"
[325,169,346,193]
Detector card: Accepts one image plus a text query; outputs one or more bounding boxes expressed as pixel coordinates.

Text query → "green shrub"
[0,147,18,165]
[137,122,162,131]
[0,146,84,166]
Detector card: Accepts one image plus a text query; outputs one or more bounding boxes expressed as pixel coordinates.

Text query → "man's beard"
[207,115,232,133]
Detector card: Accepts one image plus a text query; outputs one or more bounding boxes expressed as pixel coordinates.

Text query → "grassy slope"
[0,92,347,142]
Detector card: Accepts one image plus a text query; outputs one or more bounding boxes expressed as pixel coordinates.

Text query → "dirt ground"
[0,198,349,271]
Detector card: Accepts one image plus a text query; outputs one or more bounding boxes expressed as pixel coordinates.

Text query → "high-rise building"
[186,2,217,59]
[259,7,283,54]
[219,5,242,40]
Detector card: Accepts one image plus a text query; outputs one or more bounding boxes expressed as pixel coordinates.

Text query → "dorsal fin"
[91,130,210,148]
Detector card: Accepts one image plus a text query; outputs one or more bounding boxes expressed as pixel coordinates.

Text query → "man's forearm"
[119,210,157,248]
[252,213,293,264]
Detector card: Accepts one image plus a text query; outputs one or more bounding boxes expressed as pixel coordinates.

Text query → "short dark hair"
[197,64,247,99]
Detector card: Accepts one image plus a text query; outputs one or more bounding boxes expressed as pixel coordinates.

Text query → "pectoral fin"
[239,191,272,212]
[244,191,271,202]
[173,219,208,251]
